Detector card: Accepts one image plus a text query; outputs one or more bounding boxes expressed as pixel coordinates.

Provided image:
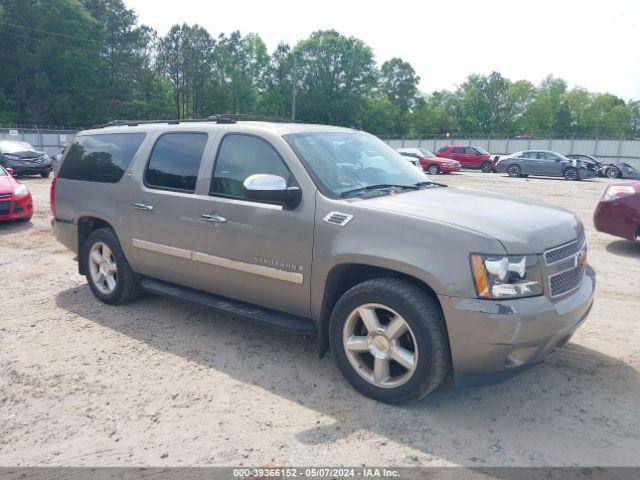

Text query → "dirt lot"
[1,172,639,467]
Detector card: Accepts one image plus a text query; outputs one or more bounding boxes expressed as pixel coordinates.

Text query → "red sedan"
[396,148,461,175]
[594,181,640,241]
[0,166,33,222]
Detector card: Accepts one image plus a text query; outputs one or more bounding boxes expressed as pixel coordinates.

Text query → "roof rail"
[91,114,299,130]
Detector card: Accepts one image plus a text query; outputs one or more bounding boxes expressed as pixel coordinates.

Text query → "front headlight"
[13,183,29,199]
[470,254,543,299]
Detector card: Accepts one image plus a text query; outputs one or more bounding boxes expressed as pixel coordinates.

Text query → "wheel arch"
[316,262,444,358]
[76,216,115,275]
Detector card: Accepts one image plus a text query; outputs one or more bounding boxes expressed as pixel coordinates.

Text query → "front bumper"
[438,265,595,387]
[9,164,52,176]
[0,194,33,221]
[440,164,461,173]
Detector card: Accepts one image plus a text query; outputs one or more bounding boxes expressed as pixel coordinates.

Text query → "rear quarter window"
[58,133,146,183]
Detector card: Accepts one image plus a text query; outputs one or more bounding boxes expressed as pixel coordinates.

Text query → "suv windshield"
[285,132,426,198]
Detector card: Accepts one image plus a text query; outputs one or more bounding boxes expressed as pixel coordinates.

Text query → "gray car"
[496,150,598,180]
[51,119,595,403]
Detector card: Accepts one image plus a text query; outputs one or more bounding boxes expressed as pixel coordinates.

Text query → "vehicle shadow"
[0,219,33,236]
[497,175,601,183]
[55,285,640,465]
[605,239,640,258]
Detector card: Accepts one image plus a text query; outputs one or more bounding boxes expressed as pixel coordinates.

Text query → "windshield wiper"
[415,180,446,188]
[340,184,419,198]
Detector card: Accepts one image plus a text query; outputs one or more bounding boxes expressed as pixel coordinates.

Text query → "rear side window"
[210,134,292,200]
[145,133,208,193]
[452,147,465,153]
[58,133,146,183]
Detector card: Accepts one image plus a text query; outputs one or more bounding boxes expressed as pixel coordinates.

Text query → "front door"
[192,133,314,317]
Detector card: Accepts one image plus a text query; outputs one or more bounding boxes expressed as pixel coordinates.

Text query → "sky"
[124,0,640,100]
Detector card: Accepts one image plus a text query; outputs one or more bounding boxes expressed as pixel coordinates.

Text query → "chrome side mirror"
[243,174,301,209]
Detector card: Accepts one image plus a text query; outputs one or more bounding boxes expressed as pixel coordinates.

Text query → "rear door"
[120,131,210,288]
[518,151,538,174]
[450,147,467,165]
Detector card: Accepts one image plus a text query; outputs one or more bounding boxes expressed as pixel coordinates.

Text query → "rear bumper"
[51,217,77,253]
[438,265,595,388]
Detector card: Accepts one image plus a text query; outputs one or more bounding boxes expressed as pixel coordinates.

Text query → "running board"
[139,277,317,336]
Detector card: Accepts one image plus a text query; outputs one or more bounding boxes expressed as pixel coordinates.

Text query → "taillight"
[50,177,57,217]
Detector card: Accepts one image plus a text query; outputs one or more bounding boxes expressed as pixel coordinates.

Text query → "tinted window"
[211,134,292,199]
[437,147,448,153]
[58,133,146,183]
[452,147,465,154]
[145,133,207,192]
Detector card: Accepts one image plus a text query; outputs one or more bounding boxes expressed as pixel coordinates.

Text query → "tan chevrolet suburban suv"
[51,117,595,403]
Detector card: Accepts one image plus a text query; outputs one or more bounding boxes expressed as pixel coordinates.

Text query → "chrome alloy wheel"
[88,242,118,295]
[342,304,418,388]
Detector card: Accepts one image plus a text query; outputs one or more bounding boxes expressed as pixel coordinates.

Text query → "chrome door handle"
[134,202,154,211]
[201,213,227,223]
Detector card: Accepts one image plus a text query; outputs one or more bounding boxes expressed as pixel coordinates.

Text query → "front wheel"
[507,164,521,177]
[84,228,141,305]
[480,161,492,173]
[329,278,451,404]
[428,164,440,175]
[606,166,621,179]
[564,167,580,181]
[41,171,50,178]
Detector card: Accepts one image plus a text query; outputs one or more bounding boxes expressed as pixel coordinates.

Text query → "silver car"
[51,119,595,403]
[496,150,598,180]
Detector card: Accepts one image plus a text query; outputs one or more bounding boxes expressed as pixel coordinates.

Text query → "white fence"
[0,128,77,156]
[384,137,640,169]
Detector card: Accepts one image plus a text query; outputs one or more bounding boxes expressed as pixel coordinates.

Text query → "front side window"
[474,147,490,155]
[452,147,465,154]
[211,134,293,200]
[284,132,426,198]
[437,147,448,153]
[58,133,146,183]
[145,133,208,193]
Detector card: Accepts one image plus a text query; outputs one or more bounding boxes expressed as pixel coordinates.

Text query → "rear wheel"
[507,164,521,177]
[564,167,580,181]
[84,228,141,305]
[329,278,451,404]
[480,161,492,173]
[428,164,440,175]
[41,171,50,178]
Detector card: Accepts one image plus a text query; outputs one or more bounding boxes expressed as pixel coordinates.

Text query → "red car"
[0,166,33,222]
[436,145,493,172]
[396,148,461,175]
[594,181,640,241]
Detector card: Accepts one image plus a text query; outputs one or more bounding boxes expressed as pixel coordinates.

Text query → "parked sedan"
[436,145,493,172]
[0,166,33,222]
[565,154,606,176]
[0,140,53,177]
[396,148,461,175]
[496,150,597,180]
[594,181,640,241]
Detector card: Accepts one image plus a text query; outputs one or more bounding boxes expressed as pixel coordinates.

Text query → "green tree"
[292,30,376,126]
[379,58,420,113]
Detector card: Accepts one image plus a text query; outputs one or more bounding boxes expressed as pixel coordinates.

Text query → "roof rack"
[91,114,299,130]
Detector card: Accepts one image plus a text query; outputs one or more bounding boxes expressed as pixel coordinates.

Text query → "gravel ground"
[1,172,639,467]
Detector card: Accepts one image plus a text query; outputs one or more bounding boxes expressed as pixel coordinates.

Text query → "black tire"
[519,174,529,178]
[329,278,451,404]
[16,215,32,223]
[83,228,141,305]
[563,167,580,181]
[507,164,521,177]
[40,171,50,178]
[606,166,621,179]
[480,161,492,173]
[428,164,440,175]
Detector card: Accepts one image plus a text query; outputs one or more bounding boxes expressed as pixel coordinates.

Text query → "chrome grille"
[544,234,585,265]
[549,266,584,297]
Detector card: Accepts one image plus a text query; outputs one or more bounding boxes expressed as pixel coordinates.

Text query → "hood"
[4,149,46,159]
[357,186,582,254]
[0,175,16,195]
